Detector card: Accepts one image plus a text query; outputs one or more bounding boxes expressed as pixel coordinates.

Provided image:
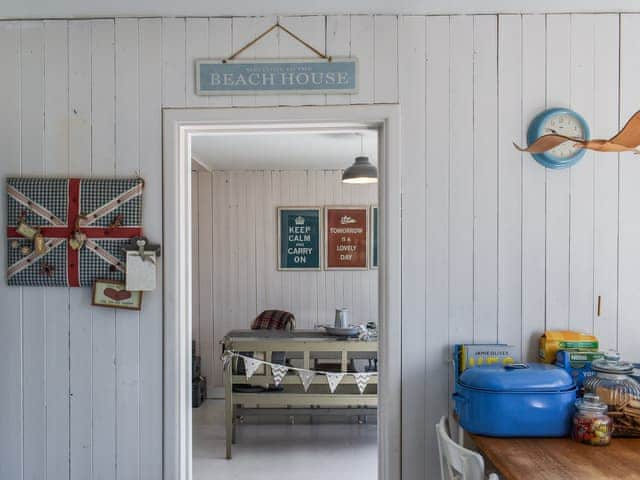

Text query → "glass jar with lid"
[571,393,612,445]
[583,351,640,437]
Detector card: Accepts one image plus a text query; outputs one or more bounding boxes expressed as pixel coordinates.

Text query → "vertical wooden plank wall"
[520,15,546,362]
[44,19,71,480]
[569,15,596,335]
[138,18,163,480]
[498,15,524,358]
[619,14,640,359]
[424,15,451,477]
[473,16,498,345]
[399,15,426,474]
[326,15,350,106]
[68,20,93,480]
[115,18,141,480]
[448,15,474,358]
[90,20,117,480]
[211,170,226,391]
[196,172,214,391]
[545,15,572,331]
[592,15,619,352]
[0,13,638,480]
[20,20,46,480]
[0,21,22,479]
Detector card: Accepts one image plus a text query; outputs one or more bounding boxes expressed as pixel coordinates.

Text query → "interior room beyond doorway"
[190,126,380,480]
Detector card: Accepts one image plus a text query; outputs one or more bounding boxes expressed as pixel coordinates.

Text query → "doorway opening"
[163,105,401,480]
[192,127,378,478]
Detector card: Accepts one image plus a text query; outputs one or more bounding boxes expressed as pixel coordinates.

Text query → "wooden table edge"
[468,433,519,480]
[468,433,640,480]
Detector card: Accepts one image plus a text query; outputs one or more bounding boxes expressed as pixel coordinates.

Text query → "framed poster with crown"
[277,207,322,271]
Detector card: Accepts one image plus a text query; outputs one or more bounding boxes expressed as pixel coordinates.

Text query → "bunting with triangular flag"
[297,369,315,392]
[271,363,289,386]
[353,372,373,394]
[222,350,234,370]
[243,356,262,380]
[223,351,377,395]
[326,372,345,393]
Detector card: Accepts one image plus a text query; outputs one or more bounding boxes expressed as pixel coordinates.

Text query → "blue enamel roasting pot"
[454,363,576,437]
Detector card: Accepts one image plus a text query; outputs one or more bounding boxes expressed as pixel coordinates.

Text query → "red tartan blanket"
[251,310,296,330]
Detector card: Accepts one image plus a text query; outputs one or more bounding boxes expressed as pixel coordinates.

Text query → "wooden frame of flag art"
[6,177,144,287]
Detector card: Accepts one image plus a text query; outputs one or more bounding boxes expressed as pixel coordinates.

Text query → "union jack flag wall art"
[6,178,144,287]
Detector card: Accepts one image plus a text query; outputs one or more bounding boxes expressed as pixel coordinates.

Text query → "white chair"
[436,416,499,480]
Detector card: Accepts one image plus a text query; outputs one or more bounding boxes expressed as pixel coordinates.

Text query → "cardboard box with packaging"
[457,344,518,375]
[555,350,604,389]
[538,330,599,363]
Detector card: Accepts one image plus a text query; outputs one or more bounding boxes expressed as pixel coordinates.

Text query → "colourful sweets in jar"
[572,393,612,446]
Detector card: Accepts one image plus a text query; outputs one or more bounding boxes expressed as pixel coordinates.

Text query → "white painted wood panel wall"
[0,13,638,480]
[191,169,378,388]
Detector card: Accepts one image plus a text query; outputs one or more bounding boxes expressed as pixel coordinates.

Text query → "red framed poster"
[325,206,369,270]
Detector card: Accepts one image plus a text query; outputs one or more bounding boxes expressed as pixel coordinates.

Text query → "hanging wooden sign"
[196,22,357,96]
[196,58,358,95]
[278,207,322,270]
[325,207,368,270]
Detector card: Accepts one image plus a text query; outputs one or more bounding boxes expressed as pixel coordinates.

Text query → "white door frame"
[162,104,402,480]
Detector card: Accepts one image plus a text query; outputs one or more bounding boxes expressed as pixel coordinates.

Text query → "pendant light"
[342,134,378,184]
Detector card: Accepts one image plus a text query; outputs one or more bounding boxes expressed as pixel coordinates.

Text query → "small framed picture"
[325,206,369,270]
[92,279,143,310]
[277,207,323,271]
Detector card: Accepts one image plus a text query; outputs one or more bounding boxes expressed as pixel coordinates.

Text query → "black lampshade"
[342,156,378,184]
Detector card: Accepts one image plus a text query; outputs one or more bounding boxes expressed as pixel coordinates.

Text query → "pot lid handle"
[504,363,529,370]
[593,350,634,373]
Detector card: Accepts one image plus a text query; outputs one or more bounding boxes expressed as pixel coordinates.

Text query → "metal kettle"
[334,308,350,328]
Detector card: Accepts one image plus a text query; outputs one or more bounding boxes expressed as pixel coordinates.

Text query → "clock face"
[527,108,590,169]
[542,112,585,159]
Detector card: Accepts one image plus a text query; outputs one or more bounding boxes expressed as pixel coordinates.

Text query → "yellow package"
[459,344,517,373]
[538,330,599,363]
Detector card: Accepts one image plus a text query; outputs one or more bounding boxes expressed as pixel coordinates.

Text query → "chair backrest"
[436,416,487,480]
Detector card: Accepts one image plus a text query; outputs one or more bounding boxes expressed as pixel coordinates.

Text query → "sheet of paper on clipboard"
[125,250,156,291]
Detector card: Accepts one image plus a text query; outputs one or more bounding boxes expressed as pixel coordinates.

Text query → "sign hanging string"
[223,23,332,63]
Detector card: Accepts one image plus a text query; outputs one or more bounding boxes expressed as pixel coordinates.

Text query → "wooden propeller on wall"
[515,110,640,154]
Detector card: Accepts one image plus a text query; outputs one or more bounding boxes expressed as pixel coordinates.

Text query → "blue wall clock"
[526,108,590,169]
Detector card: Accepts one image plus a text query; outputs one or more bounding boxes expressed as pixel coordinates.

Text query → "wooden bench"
[222,329,378,459]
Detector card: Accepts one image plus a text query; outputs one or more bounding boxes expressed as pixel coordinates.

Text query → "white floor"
[193,400,378,480]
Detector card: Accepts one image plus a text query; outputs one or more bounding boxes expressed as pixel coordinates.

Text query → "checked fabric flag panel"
[6,178,144,287]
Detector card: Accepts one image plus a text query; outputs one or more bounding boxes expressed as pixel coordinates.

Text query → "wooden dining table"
[470,434,640,480]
